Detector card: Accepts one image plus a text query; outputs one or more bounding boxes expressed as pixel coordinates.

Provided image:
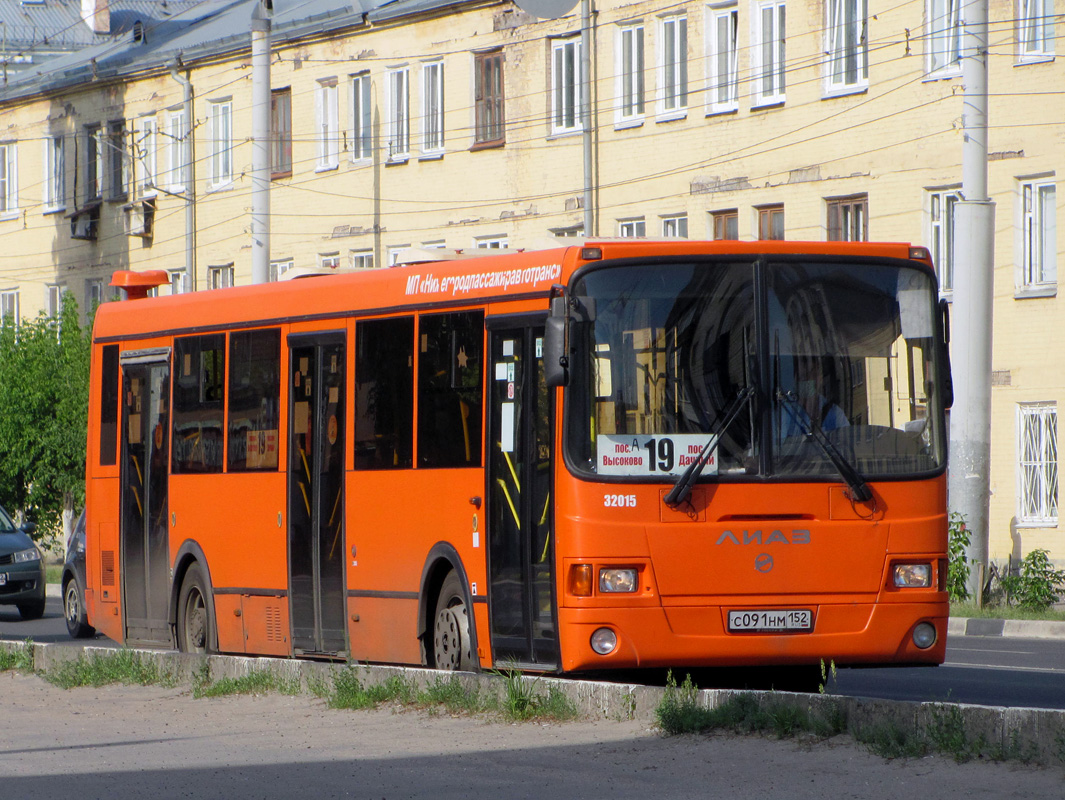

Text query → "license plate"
[0,573,6,585]
[728,609,813,632]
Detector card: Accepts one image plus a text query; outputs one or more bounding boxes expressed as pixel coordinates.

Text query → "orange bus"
[83,240,952,673]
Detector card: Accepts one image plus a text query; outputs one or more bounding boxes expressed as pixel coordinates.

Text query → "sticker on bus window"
[501,403,516,453]
[596,434,717,477]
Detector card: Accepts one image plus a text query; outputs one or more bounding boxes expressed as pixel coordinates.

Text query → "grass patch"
[491,668,578,722]
[950,601,1065,622]
[193,669,300,699]
[43,649,175,689]
[0,640,35,672]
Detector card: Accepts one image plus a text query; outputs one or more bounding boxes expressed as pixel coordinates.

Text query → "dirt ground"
[1,670,1062,799]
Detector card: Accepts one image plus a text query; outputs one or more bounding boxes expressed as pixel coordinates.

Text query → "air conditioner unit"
[70,212,98,241]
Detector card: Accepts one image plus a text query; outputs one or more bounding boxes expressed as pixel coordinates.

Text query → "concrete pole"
[250,2,272,284]
[949,0,995,601]
[580,0,594,236]
[169,63,197,292]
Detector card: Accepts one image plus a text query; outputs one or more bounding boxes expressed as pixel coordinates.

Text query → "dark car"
[0,504,46,620]
[62,511,95,638]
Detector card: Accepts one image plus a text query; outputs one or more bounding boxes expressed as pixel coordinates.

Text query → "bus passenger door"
[119,350,172,646]
[287,333,347,656]
[486,321,558,668]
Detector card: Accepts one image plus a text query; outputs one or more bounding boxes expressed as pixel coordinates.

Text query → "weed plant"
[43,649,174,689]
[193,669,301,699]
[0,640,34,672]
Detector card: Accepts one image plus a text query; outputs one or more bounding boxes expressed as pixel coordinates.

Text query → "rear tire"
[432,571,474,671]
[63,578,95,638]
[177,564,214,654]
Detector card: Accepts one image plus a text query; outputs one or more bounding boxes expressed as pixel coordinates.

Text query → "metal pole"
[250,2,272,284]
[949,0,994,601]
[580,0,594,236]
[170,62,197,293]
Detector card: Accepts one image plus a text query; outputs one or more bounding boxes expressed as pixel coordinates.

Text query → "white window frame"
[207,100,233,190]
[168,269,190,294]
[618,218,646,237]
[752,0,786,106]
[927,0,962,76]
[208,264,235,290]
[616,23,646,125]
[1017,402,1058,526]
[706,4,738,114]
[320,252,342,270]
[475,235,509,249]
[387,67,411,162]
[928,187,961,295]
[136,116,158,196]
[0,289,18,327]
[167,108,188,192]
[351,72,372,162]
[658,15,688,118]
[388,244,411,265]
[1018,0,1056,62]
[316,78,340,171]
[0,142,18,217]
[43,135,65,212]
[421,60,445,156]
[552,37,584,135]
[825,0,868,94]
[1019,178,1057,292]
[662,214,688,238]
[268,259,293,282]
[47,284,65,318]
[85,124,103,201]
[350,250,375,270]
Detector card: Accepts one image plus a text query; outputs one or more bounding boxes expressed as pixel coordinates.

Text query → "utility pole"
[949,0,995,601]
[580,0,594,236]
[250,0,272,284]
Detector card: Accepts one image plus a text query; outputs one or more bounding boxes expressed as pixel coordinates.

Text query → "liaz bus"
[83,240,951,673]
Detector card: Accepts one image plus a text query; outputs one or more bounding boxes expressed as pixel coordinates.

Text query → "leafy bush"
[1010,549,1065,611]
[946,512,971,602]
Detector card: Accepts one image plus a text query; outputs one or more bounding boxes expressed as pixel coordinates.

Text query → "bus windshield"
[565,258,946,481]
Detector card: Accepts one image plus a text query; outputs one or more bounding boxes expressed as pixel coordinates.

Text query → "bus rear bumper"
[556,601,948,673]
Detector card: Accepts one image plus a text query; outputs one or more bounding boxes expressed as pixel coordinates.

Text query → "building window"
[474,50,505,146]
[618,218,646,237]
[135,116,157,195]
[550,225,584,237]
[1018,0,1055,61]
[617,24,646,123]
[827,194,868,241]
[757,205,784,240]
[168,269,189,294]
[86,279,106,310]
[208,100,233,189]
[422,61,445,156]
[1018,403,1058,525]
[712,209,738,240]
[706,5,738,113]
[1021,179,1057,290]
[662,214,688,237]
[659,15,688,115]
[167,109,188,191]
[351,73,372,161]
[208,264,234,290]
[271,88,292,177]
[929,188,960,294]
[928,0,962,75]
[44,135,65,211]
[754,0,786,105]
[1,289,19,327]
[475,236,508,249]
[84,124,102,201]
[47,285,65,318]
[350,250,374,270]
[0,142,17,215]
[268,259,293,282]
[826,0,867,92]
[387,68,410,161]
[552,37,584,135]
[107,120,128,200]
[320,252,341,270]
[317,78,339,171]
[388,245,411,266]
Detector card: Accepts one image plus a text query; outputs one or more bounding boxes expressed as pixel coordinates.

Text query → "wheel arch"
[417,542,480,669]
[169,539,219,652]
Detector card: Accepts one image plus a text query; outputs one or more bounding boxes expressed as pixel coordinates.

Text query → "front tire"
[63,578,95,638]
[432,571,474,671]
[177,563,214,654]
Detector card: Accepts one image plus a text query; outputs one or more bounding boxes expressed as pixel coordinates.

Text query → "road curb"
[4,639,1065,766]
[949,616,1065,640]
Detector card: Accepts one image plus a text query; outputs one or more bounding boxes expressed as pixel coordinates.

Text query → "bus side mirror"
[544,297,568,388]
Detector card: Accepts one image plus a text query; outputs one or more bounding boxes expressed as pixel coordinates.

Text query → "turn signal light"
[569,564,593,597]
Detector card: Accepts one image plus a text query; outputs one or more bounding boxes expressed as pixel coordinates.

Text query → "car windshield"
[564,257,946,481]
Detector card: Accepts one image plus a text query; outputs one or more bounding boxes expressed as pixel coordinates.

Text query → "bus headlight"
[893,563,931,588]
[599,568,638,593]
[590,628,617,655]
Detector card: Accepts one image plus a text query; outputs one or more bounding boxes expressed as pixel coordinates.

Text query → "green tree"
[0,297,90,543]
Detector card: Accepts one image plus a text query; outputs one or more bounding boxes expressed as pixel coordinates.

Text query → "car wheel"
[17,598,46,621]
[63,578,96,638]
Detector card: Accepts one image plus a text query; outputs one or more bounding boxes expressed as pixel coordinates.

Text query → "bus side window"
[355,316,414,470]
[99,344,120,466]
[417,311,485,468]
[228,328,281,471]
[172,334,225,473]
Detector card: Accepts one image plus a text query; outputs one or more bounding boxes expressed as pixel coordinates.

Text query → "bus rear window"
[172,334,225,473]
[228,328,281,471]
[355,317,414,470]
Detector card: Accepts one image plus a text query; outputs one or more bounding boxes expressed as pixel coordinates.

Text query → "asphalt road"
[4,596,1065,709]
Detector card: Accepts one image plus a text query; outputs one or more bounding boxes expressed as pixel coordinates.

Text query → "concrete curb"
[948,616,1065,640]
[4,639,1065,766]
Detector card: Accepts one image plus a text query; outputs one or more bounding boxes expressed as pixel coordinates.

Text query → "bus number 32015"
[604,494,638,508]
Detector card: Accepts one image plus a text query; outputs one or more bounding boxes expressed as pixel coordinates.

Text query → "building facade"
[0,0,1060,567]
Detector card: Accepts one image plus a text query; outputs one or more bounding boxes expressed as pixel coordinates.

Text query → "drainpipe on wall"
[169,58,197,292]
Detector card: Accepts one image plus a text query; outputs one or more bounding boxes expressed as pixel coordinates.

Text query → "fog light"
[912,622,937,649]
[893,563,932,588]
[590,627,617,655]
[599,568,637,593]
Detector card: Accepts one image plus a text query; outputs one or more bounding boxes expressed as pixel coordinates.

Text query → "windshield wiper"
[664,386,754,508]
[775,390,872,503]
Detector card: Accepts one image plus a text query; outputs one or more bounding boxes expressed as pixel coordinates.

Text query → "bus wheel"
[177,564,212,654]
[433,571,473,671]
